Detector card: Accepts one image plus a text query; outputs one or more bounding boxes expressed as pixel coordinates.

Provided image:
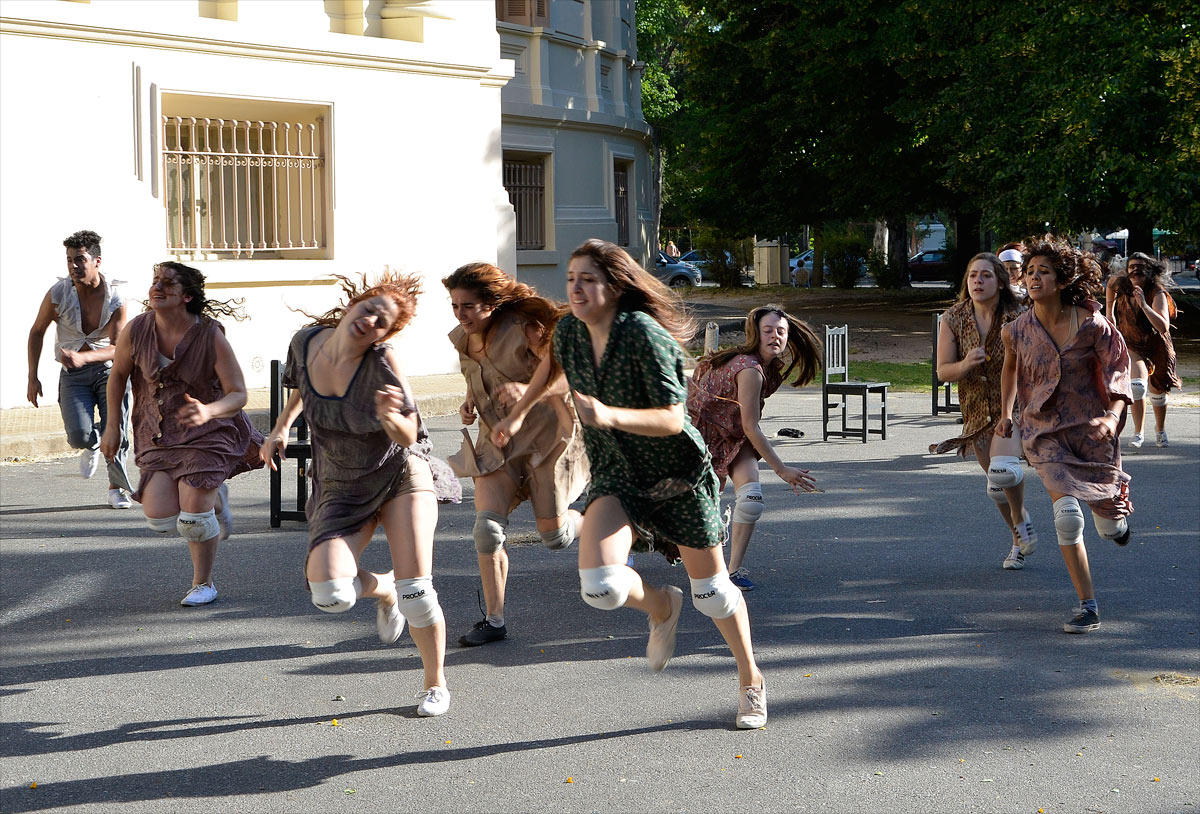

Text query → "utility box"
[754,240,787,286]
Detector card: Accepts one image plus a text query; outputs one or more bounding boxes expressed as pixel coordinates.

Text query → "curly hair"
[441,262,565,351]
[63,230,102,257]
[957,252,1020,313]
[1021,235,1103,306]
[150,262,248,321]
[703,304,822,388]
[300,269,421,342]
[568,239,696,347]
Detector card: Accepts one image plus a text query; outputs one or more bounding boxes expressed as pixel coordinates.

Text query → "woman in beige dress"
[443,263,588,647]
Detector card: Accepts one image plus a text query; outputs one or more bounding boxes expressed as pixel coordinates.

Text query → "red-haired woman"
[442,262,588,647]
[687,304,822,591]
[262,272,457,717]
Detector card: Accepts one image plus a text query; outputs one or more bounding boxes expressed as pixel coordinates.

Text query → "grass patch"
[783,360,934,392]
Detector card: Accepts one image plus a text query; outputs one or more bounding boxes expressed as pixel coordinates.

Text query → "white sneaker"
[416,686,451,717]
[107,488,132,509]
[377,597,405,644]
[80,448,101,479]
[647,585,684,672]
[215,483,233,541]
[1156,431,1169,448]
[1014,509,1038,556]
[180,581,218,607]
[1130,432,1144,449]
[736,681,767,729]
[1002,545,1025,570]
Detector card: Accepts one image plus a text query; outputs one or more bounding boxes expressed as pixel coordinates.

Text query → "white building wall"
[0,0,513,408]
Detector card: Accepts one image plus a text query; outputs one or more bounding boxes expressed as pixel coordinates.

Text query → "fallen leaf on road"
[331,719,340,727]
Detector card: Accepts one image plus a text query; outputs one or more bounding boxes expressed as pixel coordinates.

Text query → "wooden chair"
[268,359,312,527]
[931,312,961,416]
[822,325,889,442]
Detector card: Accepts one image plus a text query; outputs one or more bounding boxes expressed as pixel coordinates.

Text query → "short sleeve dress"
[126,312,263,500]
[1111,280,1182,394]
[447,311,588,519]
[283,326,460,550]
[554,310,723,562]
[930,298,1022,456]
[1003,301,1133,518]
[687,353,783,479]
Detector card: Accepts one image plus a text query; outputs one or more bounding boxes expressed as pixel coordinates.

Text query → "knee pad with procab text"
[1053,496,1085,547]
[732,482,765,525]
[1149,391,1167,407]
[690,572,742,619]
[579,565,633,611]
[310,576,362,613]
[987,456,1024,490]
[1130,378,1147,401]
[177,509,220,542]
[394,576,444,628]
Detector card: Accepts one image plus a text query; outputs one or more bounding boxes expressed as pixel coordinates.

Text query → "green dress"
[554,310,724,562]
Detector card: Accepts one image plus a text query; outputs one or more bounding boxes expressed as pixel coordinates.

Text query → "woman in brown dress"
[932,253,1035,570]
[442,263,588,647]
[100,262,263,607]
[1105,252,1181,448]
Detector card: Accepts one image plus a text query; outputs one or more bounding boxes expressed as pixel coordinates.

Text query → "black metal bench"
[931,312,961,416]
[268,359,311,527]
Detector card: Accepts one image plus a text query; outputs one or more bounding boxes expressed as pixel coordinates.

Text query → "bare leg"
[1130,358,1149,436]
[1048,489,1095,600]
[726,449,761,573]
[178,481,220,586]
[677,544,763,688]
[1149,387,1167,434]
[472,470,520,621]
[577,495,671,622]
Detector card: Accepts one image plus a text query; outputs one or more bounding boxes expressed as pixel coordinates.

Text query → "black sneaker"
[459,619,507,647]
[1113,524,1131,547]
[1063,607,1100,634]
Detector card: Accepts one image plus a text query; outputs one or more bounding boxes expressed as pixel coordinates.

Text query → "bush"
[822,232,870,289]
[868,248,904,289]
[695,230,754,288]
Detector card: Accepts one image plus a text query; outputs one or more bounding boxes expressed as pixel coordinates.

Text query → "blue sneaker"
[729,568,755,592]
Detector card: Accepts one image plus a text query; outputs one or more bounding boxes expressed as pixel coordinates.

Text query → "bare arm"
[935,318,984,383]
[261,389,303,470]
[735,367,817,493]
[374,347,420,447]
[574,394,685,436]
[61,304,128,368]
[99,323,135,460]
[490,354,557,447]
[1138,289,1171,334]
[994,329,1018,438]
[26,292,55,406]
[1105,276,1118,322]
[175,329,249,427]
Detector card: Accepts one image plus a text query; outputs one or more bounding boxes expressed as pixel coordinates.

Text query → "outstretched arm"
[735,367,816,493]
[26,292,55,407]
[995,329,1017,438]
[100,323,135,460]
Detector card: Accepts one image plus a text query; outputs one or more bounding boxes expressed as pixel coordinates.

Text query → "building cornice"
[502,107,653,143]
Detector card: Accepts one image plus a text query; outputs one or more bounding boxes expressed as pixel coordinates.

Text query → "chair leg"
[860,392,868,442]
[823,391,829,441]
[881,390,888,440]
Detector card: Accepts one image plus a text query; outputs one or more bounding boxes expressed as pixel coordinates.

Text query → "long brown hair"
[1022,235,1103,306]
[299,269,421,341]
[441,262,565,351]
[149,261,248,321]
[705,304,822,388]
[568,239,696,346]
[957,252,1020,313]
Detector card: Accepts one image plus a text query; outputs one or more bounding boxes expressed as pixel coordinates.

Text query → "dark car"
[906,250,953,282]
[678,249,754,286]
[653,251,701,288]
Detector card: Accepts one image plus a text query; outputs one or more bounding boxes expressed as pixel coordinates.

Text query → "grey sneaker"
[647,585,684,672]
[416,686,451,717]
[1002,545,1025,570]
[108,488,132,509]
[80,448,101,479]
[1063,605,1100,633]
[1156,431,1169,447]
[215,483,233,541]
[1130,432,1144,449]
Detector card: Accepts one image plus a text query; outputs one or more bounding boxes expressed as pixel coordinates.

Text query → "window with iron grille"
[614,163,630,247]
[495,0,548,26]
[162,107,328,258]
[503,157,546,250]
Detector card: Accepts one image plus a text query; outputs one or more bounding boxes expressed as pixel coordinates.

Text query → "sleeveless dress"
[447,311,588,518]
[282,326,460,550]
[687,353,783,479]
[126,312,263,500]
[1111,280,1181,394]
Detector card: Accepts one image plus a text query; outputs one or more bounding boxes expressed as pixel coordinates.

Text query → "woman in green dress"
[492,239,766,730]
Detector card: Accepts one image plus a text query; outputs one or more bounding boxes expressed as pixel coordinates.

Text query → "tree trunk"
[650,138,664,254]
[885,213,907,288]
[812,223,825,288]
[952,209,983,288]
[1127,221,1154,255]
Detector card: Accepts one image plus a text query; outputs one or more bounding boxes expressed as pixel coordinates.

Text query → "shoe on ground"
[416,686,451,717]
[1002,545,1025,570]
[1112,521,1131,547]
[377,597,405,644]
[80,448,101,479]
[180,581,218,607]
[215,482,233,541]
[1130,432,1144,449]
[736,681,768,729]
[1063,605,1100,634]
[1156,431,1169,448]
[729,567,755,592]
[459,619,507,647]
[647,585,684,672]
[108,488,132,509]
[1014,510,1038,556]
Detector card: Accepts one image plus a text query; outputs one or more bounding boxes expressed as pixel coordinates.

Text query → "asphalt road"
[1,390,1197,813]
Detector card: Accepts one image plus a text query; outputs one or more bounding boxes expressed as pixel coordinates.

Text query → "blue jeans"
[58,362,132,492]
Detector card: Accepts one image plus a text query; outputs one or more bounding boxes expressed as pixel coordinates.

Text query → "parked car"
[678,249,754,286]
[653,251,701,288]
[905,250,953,282]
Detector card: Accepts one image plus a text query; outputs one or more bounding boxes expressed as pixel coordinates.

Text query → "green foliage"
[867,247,903,290]
[821,231,869,289]
[694,229,754,288]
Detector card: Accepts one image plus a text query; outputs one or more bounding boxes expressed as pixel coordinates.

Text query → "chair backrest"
[824,324,849,384]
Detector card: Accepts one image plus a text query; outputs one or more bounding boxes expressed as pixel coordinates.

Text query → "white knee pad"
[394,576,444,628]
[985,481,1009,505]
[690,572,742,619]
[987,456,1024,489]
[177,509,219,542]
[1130,378,1147,401]
[1149,391,1167,407]
[732,482,765,525]
[579,565,633,611]
[473,510,508,555]
[146,513,179,534]
[310,576,362,613]
[1092,512,1129,541]
[540,514,577,551]
[1053,496,1086,547]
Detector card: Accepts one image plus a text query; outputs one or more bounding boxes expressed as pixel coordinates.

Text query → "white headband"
[998,249,1023,263]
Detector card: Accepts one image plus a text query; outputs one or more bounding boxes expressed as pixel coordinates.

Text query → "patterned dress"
[1003,301,1133,518]
[1110,280,1181,394]
[447,311,588,518]
[687,353,783,479]
[931,298,1022,456]
[554,310,724,562]
[283,326,460,550]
